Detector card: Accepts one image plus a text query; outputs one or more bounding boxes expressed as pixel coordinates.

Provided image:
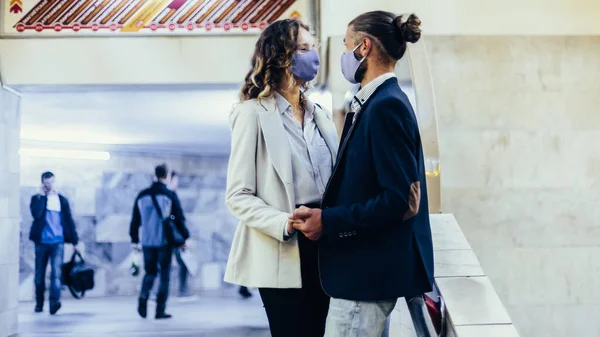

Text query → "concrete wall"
[3,1,600,86]
[429,36,600,337]
[0,87,20,336]
[322,0,600,37]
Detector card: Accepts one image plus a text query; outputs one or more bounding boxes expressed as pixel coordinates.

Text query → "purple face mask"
[292,49,321,82]
[340,42,366,84]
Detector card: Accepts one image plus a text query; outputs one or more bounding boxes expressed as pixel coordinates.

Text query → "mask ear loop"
[353,41,367,63]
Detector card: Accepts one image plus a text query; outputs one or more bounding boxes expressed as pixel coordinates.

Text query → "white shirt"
[274,92,333,205]
[46,193,61,212]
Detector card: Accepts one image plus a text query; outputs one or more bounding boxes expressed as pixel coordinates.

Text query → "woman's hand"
[286,218,302,236]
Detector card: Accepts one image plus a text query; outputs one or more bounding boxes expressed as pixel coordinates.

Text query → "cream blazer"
[224,97,338,289]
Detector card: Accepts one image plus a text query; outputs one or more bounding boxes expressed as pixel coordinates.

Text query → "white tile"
[0,308,17,337]
[7,263,18,310]
[437,90,569,132]
[96,215,132,243]
[454,324,519,337]
[75,186,97,216]
[186,213,221,241]
[443,189,600,249]
[0,265,12,312]
[439,130,598,190]
[6,128,20,175]
[0,196,9,219]
[434,250,485,278]
[428,36,600,337]
[480,247,600,307]
[201,263,222,290]
[0,218,19,265]
[430,214,472,251]
[508,305,600,337]
[19,274,34,302]
[0,264,18,310]
[436,276,512,326]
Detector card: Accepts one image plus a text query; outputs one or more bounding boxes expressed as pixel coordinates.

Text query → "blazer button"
[339,233,343,238]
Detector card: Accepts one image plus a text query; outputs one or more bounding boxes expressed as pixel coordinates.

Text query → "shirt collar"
[274,91,292,115]
[273,91,315,120]
[354,72,397,106]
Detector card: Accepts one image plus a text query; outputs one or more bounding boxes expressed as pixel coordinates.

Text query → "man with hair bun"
[290,11,435,336]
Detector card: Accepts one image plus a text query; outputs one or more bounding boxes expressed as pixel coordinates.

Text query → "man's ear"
[360,37,372,57]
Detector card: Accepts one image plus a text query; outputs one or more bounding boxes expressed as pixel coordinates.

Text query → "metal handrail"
[406,296,439,337]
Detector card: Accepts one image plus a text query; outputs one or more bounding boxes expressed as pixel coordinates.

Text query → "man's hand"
[131,243,142,253]
[291,206,323,241]
[73,245,79,252]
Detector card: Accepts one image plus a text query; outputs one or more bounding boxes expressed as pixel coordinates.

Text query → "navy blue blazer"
[319,78,434,301]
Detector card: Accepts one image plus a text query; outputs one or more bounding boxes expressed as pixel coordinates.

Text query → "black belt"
[296,202,321,209]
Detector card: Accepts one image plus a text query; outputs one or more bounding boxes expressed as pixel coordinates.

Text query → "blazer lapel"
[314,108,339,163]
[334,110,364,164]
[257,98,294,187]
[333,78,395,165]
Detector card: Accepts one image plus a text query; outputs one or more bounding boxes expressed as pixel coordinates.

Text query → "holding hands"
[288,206,323,241]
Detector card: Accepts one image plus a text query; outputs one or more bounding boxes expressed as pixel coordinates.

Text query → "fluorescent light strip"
[19,148,111,161]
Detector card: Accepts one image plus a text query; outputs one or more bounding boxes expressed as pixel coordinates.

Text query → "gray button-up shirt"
[351,72,397,121]
[274,92,333,205]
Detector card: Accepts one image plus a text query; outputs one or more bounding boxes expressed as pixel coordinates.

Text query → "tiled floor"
[17,291,270,337]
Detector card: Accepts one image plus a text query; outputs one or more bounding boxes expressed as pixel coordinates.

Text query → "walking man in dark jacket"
[130,164,189,319]
[29,171,79,315]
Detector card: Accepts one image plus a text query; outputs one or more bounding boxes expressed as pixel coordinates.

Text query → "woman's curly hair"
[240,19,310,106]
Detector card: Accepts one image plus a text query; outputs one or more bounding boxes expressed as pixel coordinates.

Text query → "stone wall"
[0,88,20,336]
[429,36,600,337]
[18,153,237,300]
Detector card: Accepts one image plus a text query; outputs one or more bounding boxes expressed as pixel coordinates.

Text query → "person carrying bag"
[129,164,189,320]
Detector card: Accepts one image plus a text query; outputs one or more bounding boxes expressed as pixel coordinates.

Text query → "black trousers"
[259,232,330,337]
[140,246,172,313]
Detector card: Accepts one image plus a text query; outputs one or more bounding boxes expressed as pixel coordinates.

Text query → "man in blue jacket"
[291,11,434,336]
[29,171,79,315]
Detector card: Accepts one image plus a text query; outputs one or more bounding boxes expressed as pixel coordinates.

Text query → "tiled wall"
[428,36,600,337]
[19,153,238,300]
[0,88,20,336]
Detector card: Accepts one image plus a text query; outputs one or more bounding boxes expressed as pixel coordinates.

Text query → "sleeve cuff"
[283,220,296,241]
[322,207,358,240]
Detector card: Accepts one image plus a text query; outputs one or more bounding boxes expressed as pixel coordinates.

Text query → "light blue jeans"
[324,298,397,337]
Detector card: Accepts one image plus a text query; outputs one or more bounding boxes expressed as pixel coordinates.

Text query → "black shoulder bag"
[150,193,186,247]
[61,251,95,299]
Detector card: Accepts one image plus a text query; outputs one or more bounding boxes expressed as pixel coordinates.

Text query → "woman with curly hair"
[224,19,338,337]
